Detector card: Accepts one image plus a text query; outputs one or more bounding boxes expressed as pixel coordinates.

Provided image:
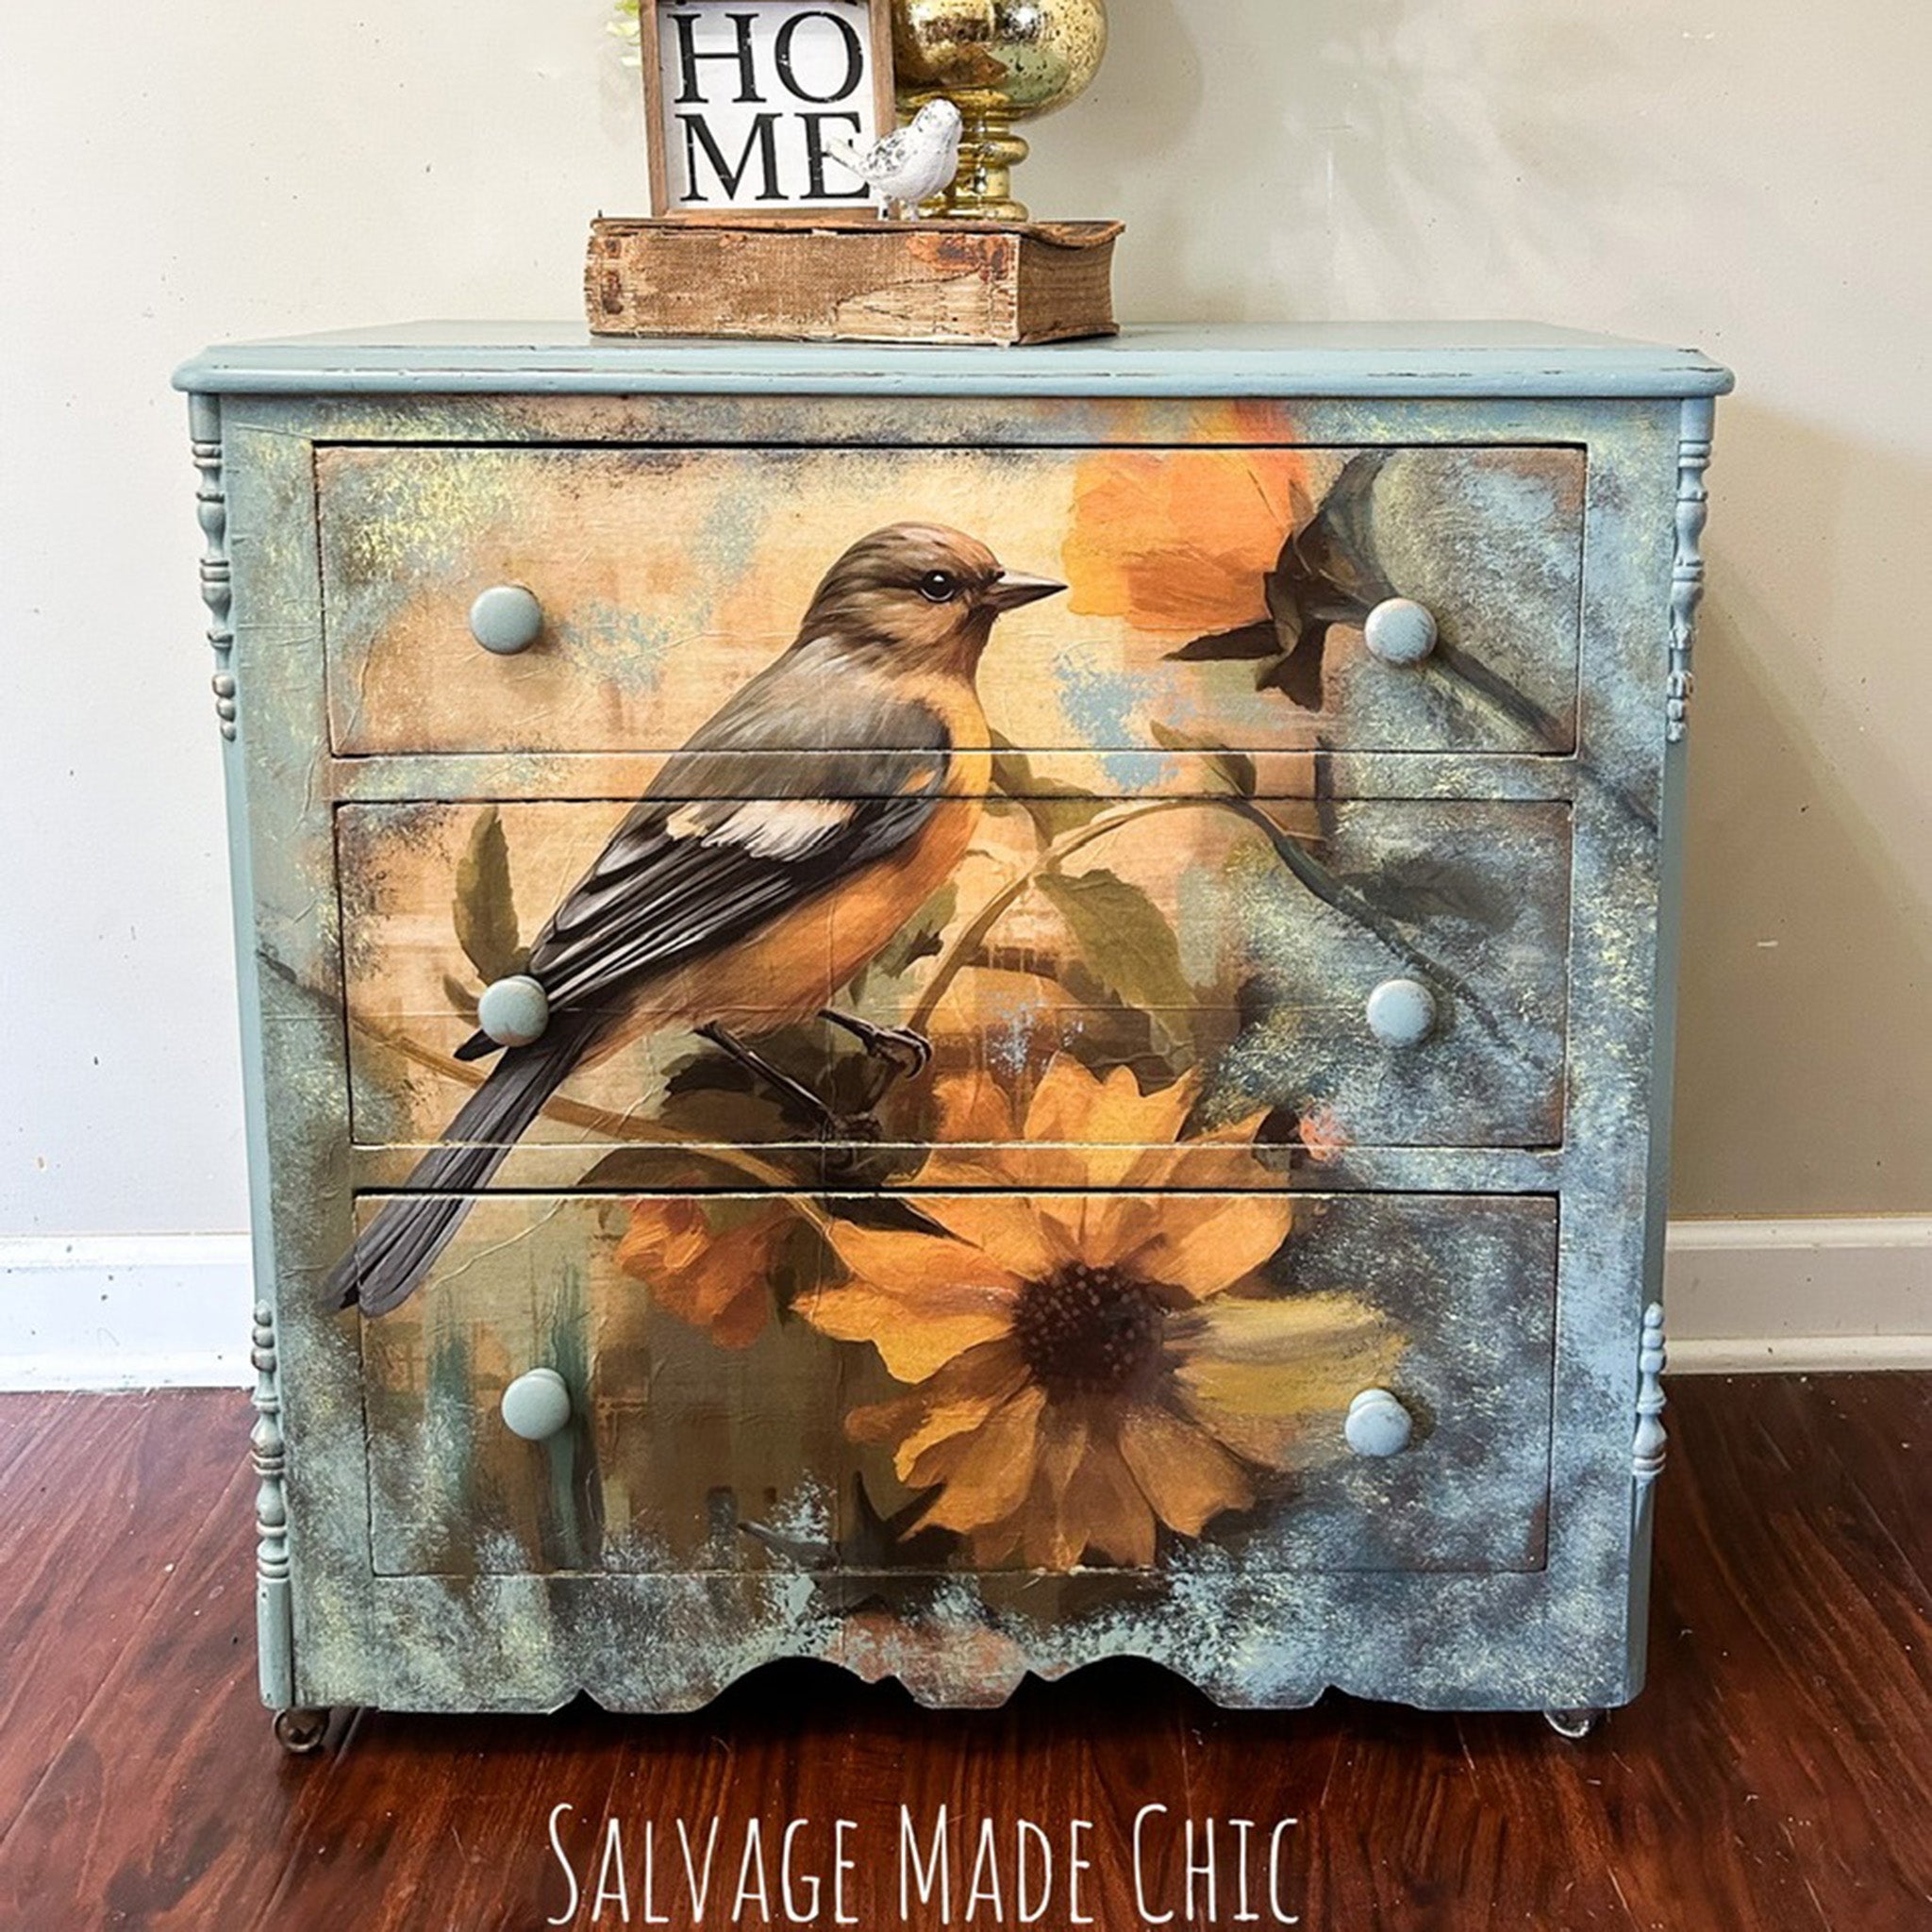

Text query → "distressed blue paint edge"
[196,374,1712,1719]
[173,323,1735,400]
[1621,401,1712,1700]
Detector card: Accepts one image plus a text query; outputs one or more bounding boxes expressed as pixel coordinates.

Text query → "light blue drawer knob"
[476,974,549,1048]
[1345,1388,1413,1457]
[501,1367,573,1441]
[1362,596,1438,665]
[1366,975,1438,1047]
[468,583,544,655]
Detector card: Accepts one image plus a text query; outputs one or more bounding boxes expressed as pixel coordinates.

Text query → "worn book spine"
[585,216,1122,346]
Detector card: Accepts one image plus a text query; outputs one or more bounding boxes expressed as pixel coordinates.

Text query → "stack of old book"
[585,212,1122,347]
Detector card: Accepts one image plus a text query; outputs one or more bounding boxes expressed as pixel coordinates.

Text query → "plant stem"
[909,788,1510,1051]
[906,798,1205,1034]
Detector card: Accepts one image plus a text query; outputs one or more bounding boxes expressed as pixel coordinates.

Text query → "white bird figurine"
[824,99,964,221]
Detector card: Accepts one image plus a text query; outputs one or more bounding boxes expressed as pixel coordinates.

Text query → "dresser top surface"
[175,319,1733,400]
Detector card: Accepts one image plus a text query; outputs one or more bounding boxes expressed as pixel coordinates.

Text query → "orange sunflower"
[1062,447,1310,636]
[614,1196,793,1348]
[806,1057,1401,1567]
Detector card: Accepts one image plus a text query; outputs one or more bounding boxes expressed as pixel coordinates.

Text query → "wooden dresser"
[174,324,1730,1747]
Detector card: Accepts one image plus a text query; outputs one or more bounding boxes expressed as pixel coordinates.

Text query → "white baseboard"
[1662,1217,1931,1372]
[0,1220,1926,1391]
[0,1234,256,1391]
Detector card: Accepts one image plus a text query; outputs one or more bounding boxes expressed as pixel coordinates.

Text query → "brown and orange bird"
[330,522,1063,1317]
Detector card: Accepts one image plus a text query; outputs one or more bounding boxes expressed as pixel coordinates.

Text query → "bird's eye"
[918,570,959,604]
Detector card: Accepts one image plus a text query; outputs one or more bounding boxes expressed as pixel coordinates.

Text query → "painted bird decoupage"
[331,438,1574,1589]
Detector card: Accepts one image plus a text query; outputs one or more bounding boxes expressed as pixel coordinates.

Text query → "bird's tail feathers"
[821,136,869,178]
[327,1028,586,1318]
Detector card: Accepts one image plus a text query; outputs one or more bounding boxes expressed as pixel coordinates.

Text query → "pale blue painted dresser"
[174,324,1731,1749]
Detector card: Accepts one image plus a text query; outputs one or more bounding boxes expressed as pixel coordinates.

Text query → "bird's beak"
[982,570,1067,612]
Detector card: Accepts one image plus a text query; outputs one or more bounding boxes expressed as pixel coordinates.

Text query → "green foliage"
[423,1320,478,1572]
[659,1027,827,1150]
[1148,721,1257,799]
[441,974,479,1024]
[989,731,1108,842]
[867,883,958,983]
[452,807,525,987]
[1165,622,1277,663]
[543,1261,603,1570]
[1036,866,1195,1020]
[608,0,642,66]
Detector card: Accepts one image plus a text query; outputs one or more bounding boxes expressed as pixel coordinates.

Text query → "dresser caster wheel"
[1542,1706,1603,1740]
[274,1707,330,1755]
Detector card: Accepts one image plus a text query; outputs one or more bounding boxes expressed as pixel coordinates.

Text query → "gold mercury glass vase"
[891,0,1109,221]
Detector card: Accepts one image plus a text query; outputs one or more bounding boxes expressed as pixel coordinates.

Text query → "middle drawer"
[338,791,1570,1165]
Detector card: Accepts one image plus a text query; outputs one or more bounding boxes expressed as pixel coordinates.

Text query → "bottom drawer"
[358,1189,1556,1580]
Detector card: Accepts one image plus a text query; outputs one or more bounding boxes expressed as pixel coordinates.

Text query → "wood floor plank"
[1064,1659,1197,1929]
[260,1701,637,1931]
[1586,1374,1932,1930]
[1796,1372,1932,1588]
[0,1376,1924,1928]
[0,1390,245,1835]
[0,1453,272,1925]
[0,1391,79,1486]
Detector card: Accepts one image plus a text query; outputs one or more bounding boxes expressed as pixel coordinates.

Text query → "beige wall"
[2,0,1926,1239]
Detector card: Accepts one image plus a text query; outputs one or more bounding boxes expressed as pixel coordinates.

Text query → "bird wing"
[517,646,952,1020]
[863,128,913,175]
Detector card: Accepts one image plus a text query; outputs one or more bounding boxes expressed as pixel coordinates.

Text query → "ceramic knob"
[1345,1388,1413,1457]
[1366,976,1438,1047]
[501,1367,572,1441]
[476,974,548,1048]
[1362,596,1438,666]
[468,583,544,656]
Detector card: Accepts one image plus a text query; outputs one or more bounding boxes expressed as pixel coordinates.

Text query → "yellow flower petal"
[1017,1495,1075,1571]
[1116,1405,1255,1538]
[912,1384,1049,1534]
[1033,1397,1092,1504]
[845,1341,1031,1476]
[964,1514,1028,1568]
[1064,449,1307,634]
[1123,1191,1294,1300]
[808,1231,1019,1382]
[1024,1058,1199,1165]
[911,1194,1064,1284]
[613,1196,708,1274]
[1171,1293,1403,1466]
[1062,1435,1158,1567]
[822,1218,1024,1298]
[1114,1110,1277,1192]
[932,1068,1020,1144]
[1029,1191,1164,1273]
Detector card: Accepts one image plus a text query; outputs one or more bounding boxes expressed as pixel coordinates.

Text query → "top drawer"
[318,442,1584,758]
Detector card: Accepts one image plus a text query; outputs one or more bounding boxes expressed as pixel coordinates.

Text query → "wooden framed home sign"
[641,0,895,216]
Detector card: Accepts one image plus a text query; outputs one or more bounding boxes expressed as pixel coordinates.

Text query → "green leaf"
[578,1146,746,1191]
[452,807,525,986]
[870,882,958,980]
[1036,867,1195,1019]
[1166,621,1279,662]
[990,736,1108,841]
[441,974,480,1024]
[1148,721,1257,798]
[988,725,1034,801]
[1022,780,1111,841]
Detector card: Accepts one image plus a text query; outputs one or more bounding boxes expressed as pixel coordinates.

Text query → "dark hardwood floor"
[0,1374,1925,1930]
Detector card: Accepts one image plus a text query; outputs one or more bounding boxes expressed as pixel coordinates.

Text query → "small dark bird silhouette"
[330,523,1064,1318]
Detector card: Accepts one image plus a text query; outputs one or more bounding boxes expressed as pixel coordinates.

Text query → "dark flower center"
[1014,1263,1168,1398]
